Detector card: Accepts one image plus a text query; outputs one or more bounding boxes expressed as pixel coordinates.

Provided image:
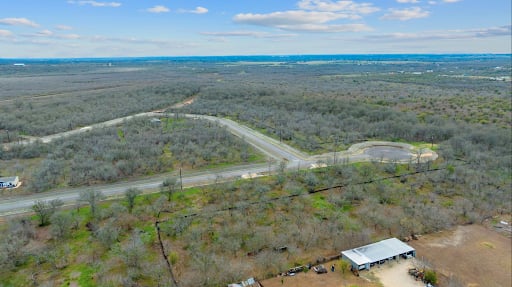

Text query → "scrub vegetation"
[2,116,259,192]
[0,55,510,286]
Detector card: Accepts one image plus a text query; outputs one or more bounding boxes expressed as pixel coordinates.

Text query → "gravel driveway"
[372,259,425,287]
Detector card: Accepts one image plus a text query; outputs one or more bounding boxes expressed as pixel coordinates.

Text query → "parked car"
[313,265,327,274]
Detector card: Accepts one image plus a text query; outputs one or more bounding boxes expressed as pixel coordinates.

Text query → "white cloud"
[27,39,53,45]
[367,25,511,41]
[67,1,121,8]
[179,7,209,14]
[192,7,208,14]
[201,31,267,37]
[0,29,13,37]
[297,0,380,14]
[428,1,437,4]
[147,5,170,13]
[235,10,360,27]
[0,17,39,27]
[234,10,373,32]
[233,1,377,33]
[37,29,54,37]
[58,34,81,39]
[90,35,171,46]
[56,25,73,30]
[285,23,372,32]
[396,0,420,3]
[381,7,429,20]
[201,31,296,39]
[19,29,83,41]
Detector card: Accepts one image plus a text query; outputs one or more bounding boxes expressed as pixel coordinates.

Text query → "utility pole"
[333,136,338,165]
[179,168,183,191]
[268,159,274,175]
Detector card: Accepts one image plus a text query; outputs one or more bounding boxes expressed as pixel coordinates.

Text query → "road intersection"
[0,113,437,217]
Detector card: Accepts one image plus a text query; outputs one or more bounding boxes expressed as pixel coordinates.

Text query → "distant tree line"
[0,84,198,137]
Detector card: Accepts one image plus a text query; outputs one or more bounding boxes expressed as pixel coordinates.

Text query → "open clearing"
[261,260,379,287]
[372,259,424,287]
[409,224,511,287]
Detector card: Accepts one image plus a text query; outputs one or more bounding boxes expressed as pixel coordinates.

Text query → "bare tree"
[95,219,120,249]
[304,171,318,192]
[161,177,179,202]
[49,211,73,240]
[32,199,63,226]
[0,234,27,268]
[124,187,141,213]
[121,230,146,280]
[78,189,105,219]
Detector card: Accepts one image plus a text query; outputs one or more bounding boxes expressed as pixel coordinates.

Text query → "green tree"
[304,171,318,192]
[124,187,141,213]
[78,189,105,219]
[32,199,63,226]
[161,177,179,201]
[424,269,438,285]
[339,259,351,276]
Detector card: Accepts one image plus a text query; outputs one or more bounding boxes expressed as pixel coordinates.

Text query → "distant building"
[341,238,415,271]
[228,277,262,287]
[0,176,19,188]
[150,118,161,124]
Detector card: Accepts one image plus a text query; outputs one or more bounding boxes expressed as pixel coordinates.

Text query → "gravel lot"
[371,259,425,287]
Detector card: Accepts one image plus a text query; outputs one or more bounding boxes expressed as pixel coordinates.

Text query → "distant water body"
[0,54,510,64]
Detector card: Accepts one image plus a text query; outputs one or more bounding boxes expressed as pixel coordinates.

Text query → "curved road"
[0,113,437,217]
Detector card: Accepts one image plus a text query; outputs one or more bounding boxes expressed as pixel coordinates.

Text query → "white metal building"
[0,176,19,188]
[228,277,261,287]
[341,238,415,271]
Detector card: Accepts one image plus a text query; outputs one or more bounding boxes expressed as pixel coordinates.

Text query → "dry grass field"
[409,224,511,287]
[261,259,379,287]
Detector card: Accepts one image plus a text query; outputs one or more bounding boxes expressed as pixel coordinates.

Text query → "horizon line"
[1,53,511,61]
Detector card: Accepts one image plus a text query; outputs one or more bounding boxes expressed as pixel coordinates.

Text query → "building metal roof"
[342,249,371,265]
[0,176,18,183]
[342,238,414,265]
[228,277,260,287]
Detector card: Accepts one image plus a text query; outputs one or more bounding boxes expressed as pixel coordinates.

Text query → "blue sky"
[0,0,510,58]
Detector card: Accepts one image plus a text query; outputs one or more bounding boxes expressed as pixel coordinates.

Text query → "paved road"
[0,113,437,217]
[0,163,273,216]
